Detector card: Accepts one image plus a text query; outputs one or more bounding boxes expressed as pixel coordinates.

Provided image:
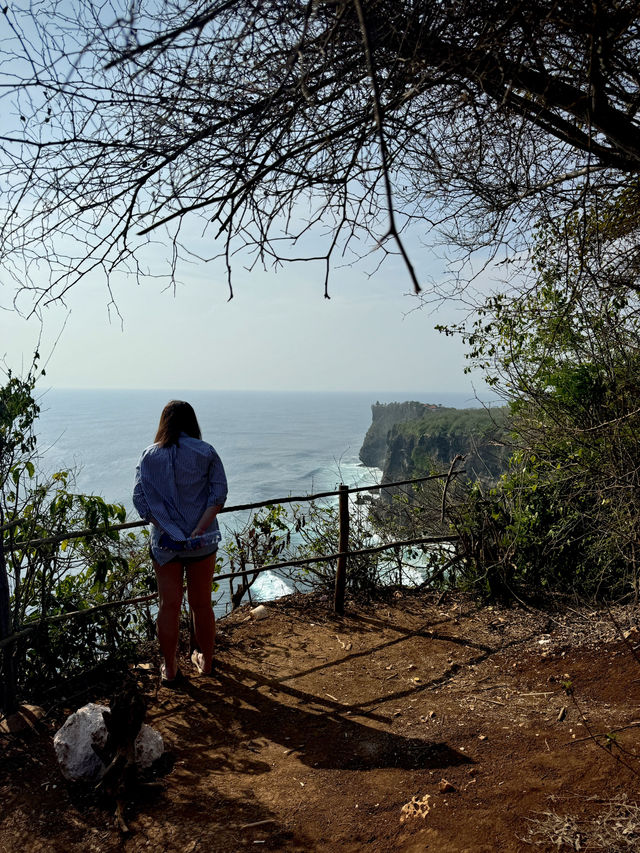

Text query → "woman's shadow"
[163,658,472,774]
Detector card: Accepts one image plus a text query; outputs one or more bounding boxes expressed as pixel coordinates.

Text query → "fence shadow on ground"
[156,660,472,775]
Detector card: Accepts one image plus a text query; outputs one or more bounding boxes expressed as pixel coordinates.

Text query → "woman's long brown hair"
[154,400,202,447]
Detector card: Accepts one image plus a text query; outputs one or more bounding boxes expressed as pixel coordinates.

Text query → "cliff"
[359,402,442,469]
[359,402,509,496]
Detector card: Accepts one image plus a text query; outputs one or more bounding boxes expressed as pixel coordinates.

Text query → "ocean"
[34,389,484,612]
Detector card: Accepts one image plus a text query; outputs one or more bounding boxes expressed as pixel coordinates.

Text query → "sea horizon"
[34,387,498,501]
[42,386,495,399]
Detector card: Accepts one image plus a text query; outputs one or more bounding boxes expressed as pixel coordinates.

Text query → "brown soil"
[2,590,640,852]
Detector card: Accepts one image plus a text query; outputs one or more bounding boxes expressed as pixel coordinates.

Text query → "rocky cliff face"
[383,425,508,484]
[359,402,509,499]
[359,402,441,469]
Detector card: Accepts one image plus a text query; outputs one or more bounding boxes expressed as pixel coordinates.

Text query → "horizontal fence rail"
[1,472,464,676]
[0,593,158,651]
[0,534,460,651]
[5,471,463,552]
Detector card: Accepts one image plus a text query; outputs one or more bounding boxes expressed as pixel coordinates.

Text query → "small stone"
[557,706,567,722]
[400,794,431,822]
[439,779,456,793]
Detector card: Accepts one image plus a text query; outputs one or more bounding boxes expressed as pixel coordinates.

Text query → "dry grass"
[525,797,640,851]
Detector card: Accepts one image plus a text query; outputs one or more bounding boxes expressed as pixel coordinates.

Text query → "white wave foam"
[253,571,295,602]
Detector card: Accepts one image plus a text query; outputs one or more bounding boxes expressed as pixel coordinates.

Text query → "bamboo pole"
[334,485,349,615]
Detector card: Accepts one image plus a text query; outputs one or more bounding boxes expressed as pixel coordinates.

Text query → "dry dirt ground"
[2,589,640,852]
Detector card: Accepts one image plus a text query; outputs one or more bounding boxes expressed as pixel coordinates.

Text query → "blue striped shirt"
[133,433,227,565]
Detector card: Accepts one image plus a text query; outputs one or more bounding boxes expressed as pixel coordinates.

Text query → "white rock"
[53,703,109,782]
[53,702,164,782]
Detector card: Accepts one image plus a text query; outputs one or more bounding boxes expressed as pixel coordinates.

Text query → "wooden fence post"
[334,485,349,615]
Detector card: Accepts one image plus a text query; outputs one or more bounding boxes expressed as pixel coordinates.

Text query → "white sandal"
[191,650,213,675]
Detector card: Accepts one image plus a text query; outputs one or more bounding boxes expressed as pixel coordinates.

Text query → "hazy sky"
[2,232,491,395]
[0,6,498,397]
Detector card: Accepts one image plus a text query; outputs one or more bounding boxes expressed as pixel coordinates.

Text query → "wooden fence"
[0,471,461,713]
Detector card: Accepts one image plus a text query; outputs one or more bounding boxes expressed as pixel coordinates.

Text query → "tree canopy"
[2,0,639,309]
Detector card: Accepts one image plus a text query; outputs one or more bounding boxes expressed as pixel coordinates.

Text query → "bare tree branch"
[0,0,639,307]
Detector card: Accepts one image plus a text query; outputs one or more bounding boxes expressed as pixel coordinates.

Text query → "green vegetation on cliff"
[360,402,509,487]
[389,407,509,484]
[393,407,507,441]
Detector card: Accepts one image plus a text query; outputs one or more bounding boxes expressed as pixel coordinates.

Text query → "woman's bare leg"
[154,560,184,680]
[186,555,217,674]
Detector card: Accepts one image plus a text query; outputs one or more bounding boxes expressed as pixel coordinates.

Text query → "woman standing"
[133,400,227,685]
